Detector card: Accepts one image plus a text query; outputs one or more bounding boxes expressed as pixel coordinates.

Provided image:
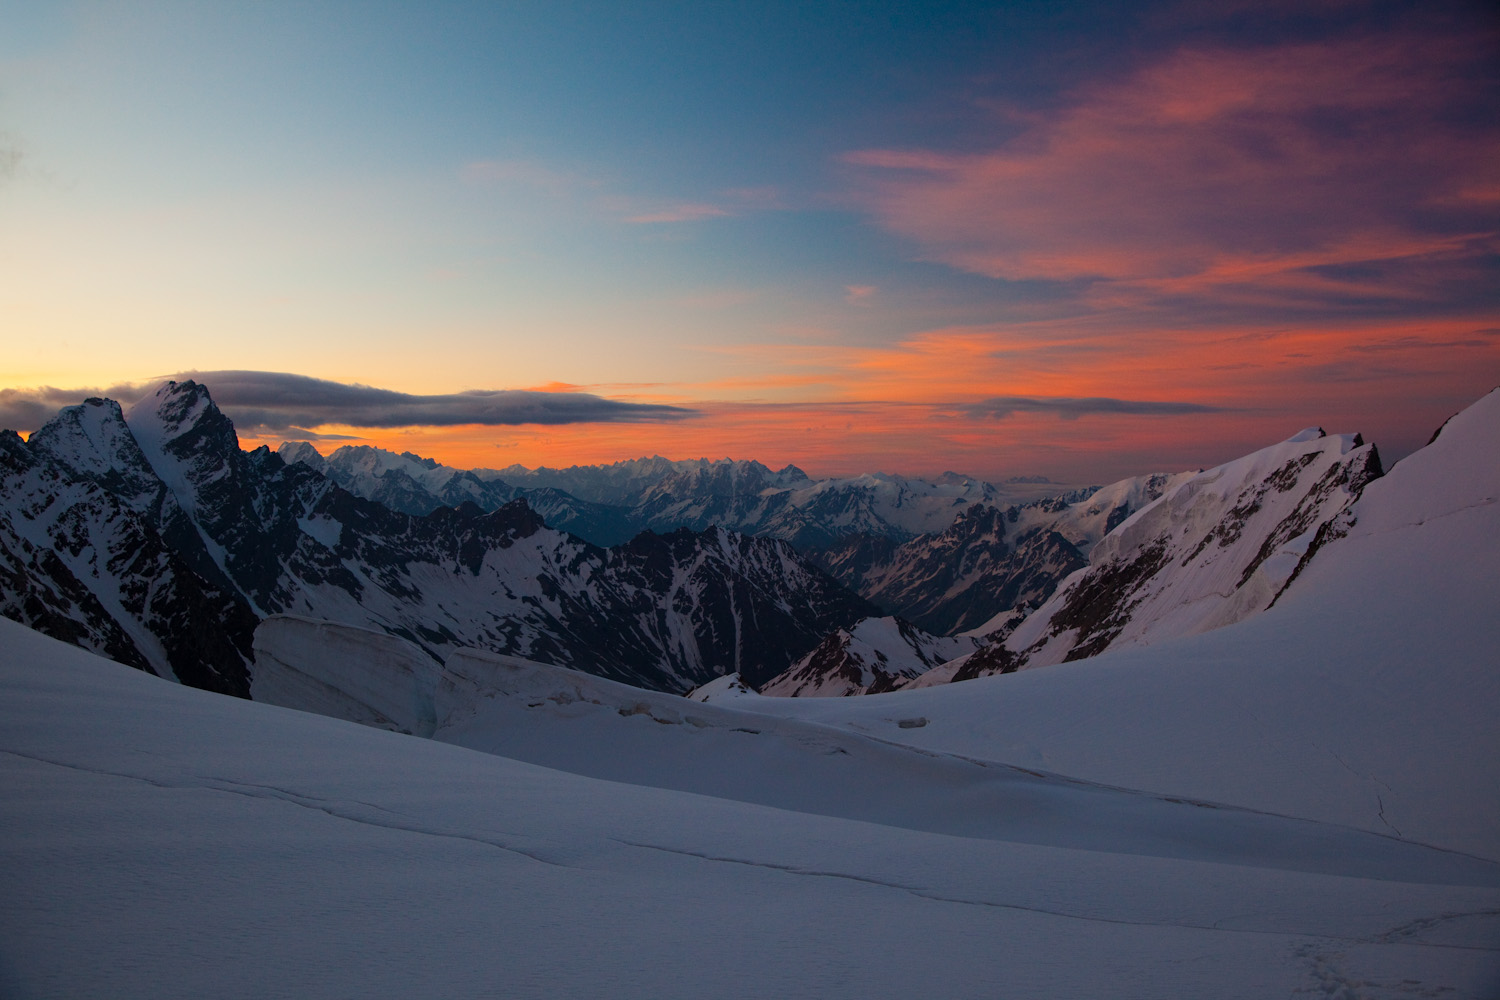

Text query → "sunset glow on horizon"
[2,1,1496,483]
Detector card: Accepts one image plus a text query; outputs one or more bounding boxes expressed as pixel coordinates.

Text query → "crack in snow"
[1319,743,1404,839]
[2,749,571,869]
[609,838,1500,950]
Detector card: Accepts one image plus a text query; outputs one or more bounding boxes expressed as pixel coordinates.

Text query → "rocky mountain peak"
[278,441,325,470]
[27,397,163,504]
[125,381,245,497]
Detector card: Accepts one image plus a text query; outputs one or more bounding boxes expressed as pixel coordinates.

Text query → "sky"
[1,0,1497,483]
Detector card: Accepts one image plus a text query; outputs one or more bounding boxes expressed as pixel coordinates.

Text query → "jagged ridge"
[2,382,876,694]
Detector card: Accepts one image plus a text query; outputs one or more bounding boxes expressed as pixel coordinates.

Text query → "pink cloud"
[844,30,1500,308]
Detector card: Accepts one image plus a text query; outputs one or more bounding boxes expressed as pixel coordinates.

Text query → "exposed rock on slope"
[0,404,258,696]
[758,616,979,697]
[948,427,1384,680]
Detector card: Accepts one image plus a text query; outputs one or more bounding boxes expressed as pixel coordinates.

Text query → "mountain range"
[0,377,1482,712]
[281,439,1069,549]
[0,382,875,695]
[755,423,1385,696]
[3,386,1496,997]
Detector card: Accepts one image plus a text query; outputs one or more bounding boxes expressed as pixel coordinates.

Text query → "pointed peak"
[126,378,240,460]
[129,379,212,424]
[30,395,129,444]
[145,378,214,407]
[279,441,325,469]
[27,394,151,480]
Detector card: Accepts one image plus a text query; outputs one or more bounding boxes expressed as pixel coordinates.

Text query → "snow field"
[4,619,1499,998]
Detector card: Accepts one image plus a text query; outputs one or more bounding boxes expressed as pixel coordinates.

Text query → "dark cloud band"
[1,371,697,433]
[963,396,1227,421]
[1,383,150,432]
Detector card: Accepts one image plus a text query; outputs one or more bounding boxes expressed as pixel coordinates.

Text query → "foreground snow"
[4,618,1499,999]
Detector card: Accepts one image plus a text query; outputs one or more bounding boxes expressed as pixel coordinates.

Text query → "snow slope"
[5,616,1500,998]
[688,391,1500,860]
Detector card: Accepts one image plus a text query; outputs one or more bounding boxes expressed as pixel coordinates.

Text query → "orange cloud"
[232,313,1498,484]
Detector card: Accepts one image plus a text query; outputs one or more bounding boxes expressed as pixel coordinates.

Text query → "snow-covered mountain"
[813,474,1180,635]
[283,442,1073,549]
[967,426,1383,675]
[882,426,1381,689]
[754,473,1185,696]
[0,403,258,696]
[756,616,979,697]
[5,391,1493,996]
[281,441,644,545]
[756,427,1381,696]
[2,382,874,693]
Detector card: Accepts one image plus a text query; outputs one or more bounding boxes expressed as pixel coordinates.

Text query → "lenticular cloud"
[0,370,697,435]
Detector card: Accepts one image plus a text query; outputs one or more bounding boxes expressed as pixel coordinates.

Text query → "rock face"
[0,401,259,696]
[758,616,979,697]
[2,382,874,695]
[948,428,1384,681]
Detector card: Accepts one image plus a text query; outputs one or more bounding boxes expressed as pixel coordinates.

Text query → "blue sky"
[2,1,1497,479]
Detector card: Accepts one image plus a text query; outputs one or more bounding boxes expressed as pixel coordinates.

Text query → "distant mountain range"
[280,440,1070,549]
[278,440,1196,642]
[10,375,1465,715]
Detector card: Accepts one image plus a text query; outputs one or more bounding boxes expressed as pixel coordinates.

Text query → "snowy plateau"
[1,386,1498,998]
